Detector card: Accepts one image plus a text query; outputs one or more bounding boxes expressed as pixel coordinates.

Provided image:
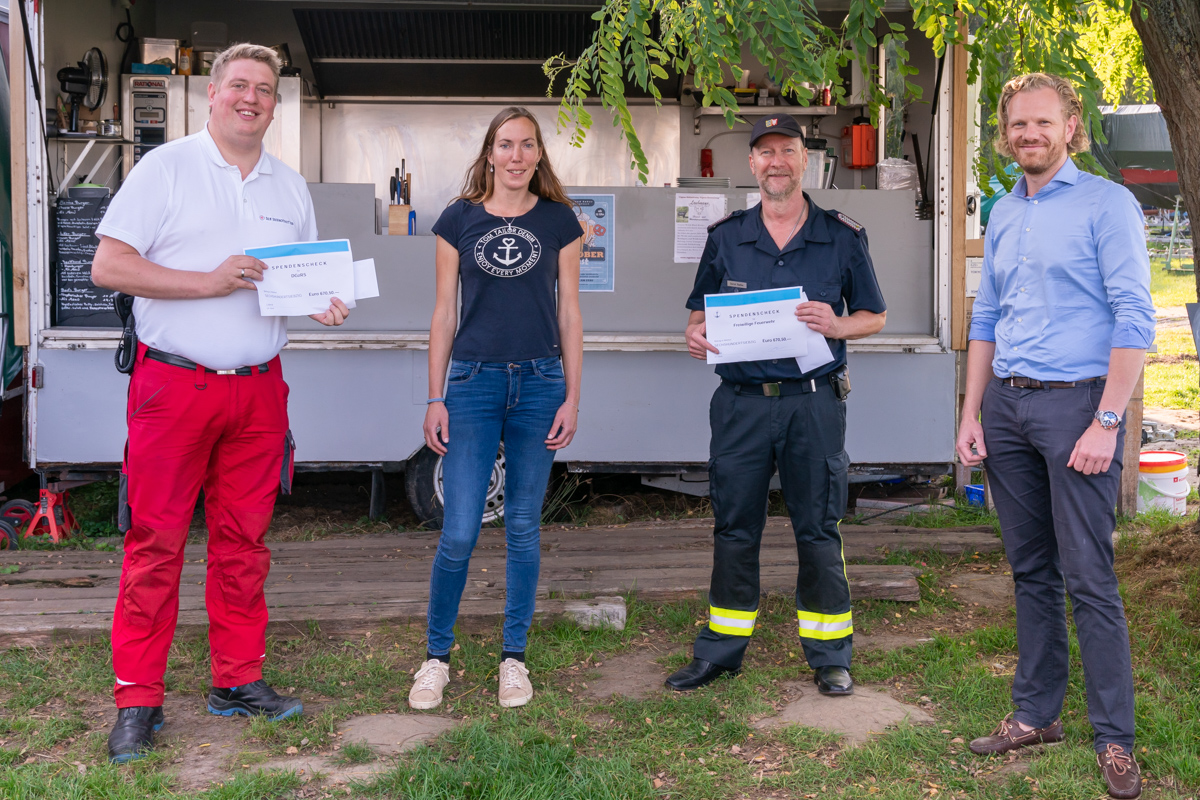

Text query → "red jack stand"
[22,473,77,544]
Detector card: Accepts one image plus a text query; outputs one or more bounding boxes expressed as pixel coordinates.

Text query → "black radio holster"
[113,293,137,375]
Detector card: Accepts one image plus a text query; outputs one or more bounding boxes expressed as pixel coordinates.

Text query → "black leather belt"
[725,378,827,397]
[144,347,270,376]
[1001,375,1104,389]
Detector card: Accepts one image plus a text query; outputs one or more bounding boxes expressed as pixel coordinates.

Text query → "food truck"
[9,0,981,524]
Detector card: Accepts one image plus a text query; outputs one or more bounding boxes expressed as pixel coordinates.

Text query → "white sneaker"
[498,658,534,708]
[408,659,450,710]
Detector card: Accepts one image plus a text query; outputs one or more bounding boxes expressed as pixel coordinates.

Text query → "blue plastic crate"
[963,484,985,507]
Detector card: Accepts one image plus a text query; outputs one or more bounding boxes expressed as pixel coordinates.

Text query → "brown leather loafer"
[1097,744,1141,799]
[968,713,1064,755]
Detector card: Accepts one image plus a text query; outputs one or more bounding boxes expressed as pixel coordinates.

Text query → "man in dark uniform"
[665,114,887,696]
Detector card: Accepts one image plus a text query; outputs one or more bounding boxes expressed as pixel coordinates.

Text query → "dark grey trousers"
[693,380,852,671]
[981,377,1134,752]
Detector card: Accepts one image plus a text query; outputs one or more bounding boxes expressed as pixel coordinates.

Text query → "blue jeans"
[426,357,565,655]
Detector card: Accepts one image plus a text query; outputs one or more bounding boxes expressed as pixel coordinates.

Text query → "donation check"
[704,286,808,365]
[246,239,355,317]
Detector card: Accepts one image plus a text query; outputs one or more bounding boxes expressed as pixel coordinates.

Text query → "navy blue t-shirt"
[432,197,584,362]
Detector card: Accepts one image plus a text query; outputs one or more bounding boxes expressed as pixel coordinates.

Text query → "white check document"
[246,239,357,317]
[794,289,836,373]
[704,286,809,364]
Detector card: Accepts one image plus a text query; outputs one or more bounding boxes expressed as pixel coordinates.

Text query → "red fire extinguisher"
[841,116,877,170]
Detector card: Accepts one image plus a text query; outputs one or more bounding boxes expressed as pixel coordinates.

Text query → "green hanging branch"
[546,0,1141,189]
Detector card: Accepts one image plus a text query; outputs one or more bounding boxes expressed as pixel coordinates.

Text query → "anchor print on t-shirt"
[474,225,542,278]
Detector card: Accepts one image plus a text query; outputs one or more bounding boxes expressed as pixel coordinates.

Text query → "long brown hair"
[456,107,575,208]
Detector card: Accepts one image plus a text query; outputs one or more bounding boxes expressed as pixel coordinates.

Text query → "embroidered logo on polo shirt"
[474,225,542,278]
[259,214,295,226]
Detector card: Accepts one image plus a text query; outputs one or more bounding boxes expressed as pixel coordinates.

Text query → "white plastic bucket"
[1137,451,1190,515]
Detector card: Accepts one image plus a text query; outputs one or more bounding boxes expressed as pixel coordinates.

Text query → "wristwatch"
[1093,410,1121,430]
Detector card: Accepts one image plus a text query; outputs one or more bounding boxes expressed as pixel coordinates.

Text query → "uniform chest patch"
[474,226,542,277]
[835,212,863,232]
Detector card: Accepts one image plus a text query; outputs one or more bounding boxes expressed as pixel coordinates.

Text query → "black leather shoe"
[207,680,303,721]
[814,666,854,696]
[665,658,740,691]
[107,705,164,764]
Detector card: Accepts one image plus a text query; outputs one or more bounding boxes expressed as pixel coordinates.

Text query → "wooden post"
[10,4,30,347]
[949,23,969,350]
[1117,369,1145,517]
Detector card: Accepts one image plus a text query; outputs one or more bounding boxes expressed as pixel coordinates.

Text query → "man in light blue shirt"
[956,73,1154,800]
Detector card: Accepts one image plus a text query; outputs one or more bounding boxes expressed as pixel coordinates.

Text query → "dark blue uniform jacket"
[686,193,887,384]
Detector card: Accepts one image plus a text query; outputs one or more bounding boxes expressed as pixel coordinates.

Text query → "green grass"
[1145,326,1199,409]
[1,518,1198,799]
[1146,267,1199,410]
[332,740,376,765]
[1149,263,1197,308]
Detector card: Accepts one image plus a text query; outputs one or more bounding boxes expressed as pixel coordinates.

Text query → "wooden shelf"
[694,105,840,117]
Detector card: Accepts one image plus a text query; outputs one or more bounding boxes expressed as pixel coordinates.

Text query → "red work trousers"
[112,344,293,708]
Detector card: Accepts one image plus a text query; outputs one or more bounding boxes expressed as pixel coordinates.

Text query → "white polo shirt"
[96,125,318,370]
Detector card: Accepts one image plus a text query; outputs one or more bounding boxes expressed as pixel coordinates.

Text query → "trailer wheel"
[405,444,506,530]
[0,500,35,539]
[0,499,35,525]
[0,519,19,550]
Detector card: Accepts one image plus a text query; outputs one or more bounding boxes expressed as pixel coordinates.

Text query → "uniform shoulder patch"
[707,208,746,232]
[829,209,864,233]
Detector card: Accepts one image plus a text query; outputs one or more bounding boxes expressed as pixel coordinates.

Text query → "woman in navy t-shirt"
[409,108,584,712]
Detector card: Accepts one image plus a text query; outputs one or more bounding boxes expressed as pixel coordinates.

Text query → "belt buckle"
[762,382,781,397]
[215,369,238,375]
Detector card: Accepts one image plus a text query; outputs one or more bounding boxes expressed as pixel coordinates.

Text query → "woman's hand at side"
[550,235,583,452]
[424,402,450,455]
[424,236,461,457]
[545,403,578,450]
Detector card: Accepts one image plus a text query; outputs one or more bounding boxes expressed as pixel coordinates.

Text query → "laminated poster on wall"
[570,194,615,292]
[674,193,728,263]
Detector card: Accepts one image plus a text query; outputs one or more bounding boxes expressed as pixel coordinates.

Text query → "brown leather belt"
[1001,375,1105,389]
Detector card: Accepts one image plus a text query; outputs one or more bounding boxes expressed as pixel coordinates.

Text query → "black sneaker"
[207,679,303,721]
[107,705,165,764]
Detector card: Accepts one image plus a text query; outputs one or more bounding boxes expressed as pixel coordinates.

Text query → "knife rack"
[388,204,412,235]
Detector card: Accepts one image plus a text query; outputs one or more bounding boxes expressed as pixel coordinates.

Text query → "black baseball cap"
[749,114,803,148]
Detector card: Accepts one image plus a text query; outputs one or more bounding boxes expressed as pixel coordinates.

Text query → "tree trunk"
[1130,0,1200,301]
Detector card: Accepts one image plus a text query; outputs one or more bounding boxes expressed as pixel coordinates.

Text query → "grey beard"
[761,178,800,200]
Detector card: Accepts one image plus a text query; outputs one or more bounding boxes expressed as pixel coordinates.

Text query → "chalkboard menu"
[53,191,120,327]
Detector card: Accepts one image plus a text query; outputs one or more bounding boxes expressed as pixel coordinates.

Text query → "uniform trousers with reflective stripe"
[693,380,853,670]
[111,344,292,708]
[981,378,1134,752]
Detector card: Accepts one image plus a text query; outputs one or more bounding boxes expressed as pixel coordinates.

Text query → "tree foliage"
[1076,4,1154,104]
[545,0,1148,186]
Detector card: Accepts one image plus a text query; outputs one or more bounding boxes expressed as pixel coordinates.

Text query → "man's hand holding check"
[686,296,835,361]
[221,252,350,326]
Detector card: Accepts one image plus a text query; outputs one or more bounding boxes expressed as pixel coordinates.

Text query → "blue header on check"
[244,240,350,259]
[705,286,801,307]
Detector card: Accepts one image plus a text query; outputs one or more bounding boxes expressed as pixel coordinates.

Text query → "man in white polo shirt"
[91,43,349,764]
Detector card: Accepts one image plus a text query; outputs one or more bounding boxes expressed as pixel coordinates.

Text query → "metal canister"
[100,119,122,138]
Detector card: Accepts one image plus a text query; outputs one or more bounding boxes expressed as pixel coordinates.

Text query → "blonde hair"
[210,43,281,92]
[995,73,1089,157]
[456,107,574,208]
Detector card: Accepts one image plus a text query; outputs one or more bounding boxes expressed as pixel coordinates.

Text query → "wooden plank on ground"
[0,522,975,646]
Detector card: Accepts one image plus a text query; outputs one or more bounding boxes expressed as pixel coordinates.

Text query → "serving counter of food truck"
[12,0,965,523]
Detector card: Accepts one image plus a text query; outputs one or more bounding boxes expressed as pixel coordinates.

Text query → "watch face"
[1098,411,1120,429]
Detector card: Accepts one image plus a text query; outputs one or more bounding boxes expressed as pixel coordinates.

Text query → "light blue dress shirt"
[969,159,1156,381]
